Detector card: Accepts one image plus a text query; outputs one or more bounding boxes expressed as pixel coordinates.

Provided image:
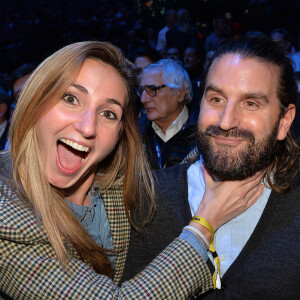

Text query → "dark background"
[0,0,299,74]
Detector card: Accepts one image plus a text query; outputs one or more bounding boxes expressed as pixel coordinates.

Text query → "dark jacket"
[122,162,300,299]
[138,106,198,169]
[0,122,9,150]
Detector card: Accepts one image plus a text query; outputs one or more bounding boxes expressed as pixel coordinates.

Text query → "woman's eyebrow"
[71,83,124,110]
[71,83,88,94]
[106,98,124,110]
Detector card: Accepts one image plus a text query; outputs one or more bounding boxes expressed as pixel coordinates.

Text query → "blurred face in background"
[13,74,31,100]
[134,56,153,76]
[140,68,184,132]
[167,48,181,61]
[184,47,202,72]
[10,74,31,121]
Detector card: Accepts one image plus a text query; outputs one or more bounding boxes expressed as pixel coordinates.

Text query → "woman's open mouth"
[56,138,90,175]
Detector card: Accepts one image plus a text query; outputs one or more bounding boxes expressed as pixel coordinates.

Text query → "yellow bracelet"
[191,216,214,240]
[192,216,221,289]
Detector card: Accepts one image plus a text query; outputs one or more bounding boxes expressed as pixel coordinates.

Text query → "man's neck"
[155,121,171,134]
[154,105,185,133]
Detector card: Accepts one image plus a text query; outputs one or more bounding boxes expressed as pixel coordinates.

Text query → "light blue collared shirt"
[187,158,271,277]
[66,186,115,268]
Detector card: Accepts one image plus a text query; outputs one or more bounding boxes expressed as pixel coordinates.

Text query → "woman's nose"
[73,109,97,138]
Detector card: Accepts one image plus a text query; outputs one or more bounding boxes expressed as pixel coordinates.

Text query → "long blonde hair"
[10,41,155,276]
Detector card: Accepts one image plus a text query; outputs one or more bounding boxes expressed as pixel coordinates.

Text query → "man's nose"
[74,109,97,138]
[140,90,150,104]
[218,102,239,131]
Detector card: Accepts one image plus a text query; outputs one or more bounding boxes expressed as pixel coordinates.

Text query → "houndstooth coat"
[0,153,213,299]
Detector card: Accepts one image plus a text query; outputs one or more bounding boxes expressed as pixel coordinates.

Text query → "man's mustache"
[204,125,255,142]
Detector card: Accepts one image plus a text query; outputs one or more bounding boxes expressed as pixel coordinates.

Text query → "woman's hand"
[191,166,265,241]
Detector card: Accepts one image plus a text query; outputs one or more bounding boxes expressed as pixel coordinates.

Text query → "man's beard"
[197,122,281,181]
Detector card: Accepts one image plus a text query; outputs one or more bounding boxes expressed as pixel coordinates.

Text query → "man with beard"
[121,37,300,299]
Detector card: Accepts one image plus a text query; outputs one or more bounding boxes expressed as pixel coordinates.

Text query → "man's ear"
[0,103,7,118]
[277,104,296,140]
[177,85,186,103]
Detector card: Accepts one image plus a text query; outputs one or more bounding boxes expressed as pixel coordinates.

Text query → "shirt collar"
[152,105,188,142]
[65,185,99,221]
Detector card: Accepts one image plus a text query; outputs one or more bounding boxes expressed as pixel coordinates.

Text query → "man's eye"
[100,110,117,120]
[246,101,259,109]
[63,94,78,105]
[148,86,157,91]
[211,97,222,103]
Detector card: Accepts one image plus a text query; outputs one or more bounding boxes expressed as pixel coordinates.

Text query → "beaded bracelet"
[184,225,210,249]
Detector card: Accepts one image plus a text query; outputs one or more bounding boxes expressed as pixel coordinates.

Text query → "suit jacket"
[122,162,300,299]
[0,154,213,299]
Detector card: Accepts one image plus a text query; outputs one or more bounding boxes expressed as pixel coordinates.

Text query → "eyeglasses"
[137,85,167,97]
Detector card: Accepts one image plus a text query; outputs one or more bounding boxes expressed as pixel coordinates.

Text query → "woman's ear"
[277,104,296,140]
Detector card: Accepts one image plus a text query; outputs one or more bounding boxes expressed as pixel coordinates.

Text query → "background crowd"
[1,0,300,73]
[1,0,300,152]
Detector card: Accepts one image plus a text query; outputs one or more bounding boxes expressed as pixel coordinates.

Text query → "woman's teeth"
[59,138,90,152]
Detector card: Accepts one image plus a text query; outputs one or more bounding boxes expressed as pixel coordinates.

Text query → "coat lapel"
[101,181,130,284]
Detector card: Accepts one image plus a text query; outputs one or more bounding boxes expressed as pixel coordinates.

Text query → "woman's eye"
[63,94,79,105]
[100,110,117,120]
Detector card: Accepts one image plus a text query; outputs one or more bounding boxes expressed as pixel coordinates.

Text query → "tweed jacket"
[101,181,129,285]
[0,153,213,299]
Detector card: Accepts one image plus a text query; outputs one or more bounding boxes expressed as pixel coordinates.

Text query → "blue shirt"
[66,186,115,268]
[187,158,271,277]
[66,185,208,269]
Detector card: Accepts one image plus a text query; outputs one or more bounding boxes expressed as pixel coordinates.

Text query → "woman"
[0,41,264,299]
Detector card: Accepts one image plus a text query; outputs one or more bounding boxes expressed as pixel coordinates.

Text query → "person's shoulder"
[138,114,151,134]
[0,153,14,209]
[186,107,200,126]
[152,161,195,185]
[289,170,300,191]
[0,154,46,244]
[270,170,300,203]
[0,152,12,176]
[205,32,216,41]
[158,26,168,34]
[0,190,46,246]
